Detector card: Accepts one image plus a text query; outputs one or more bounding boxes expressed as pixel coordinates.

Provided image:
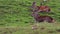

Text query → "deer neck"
[32,12,40,18]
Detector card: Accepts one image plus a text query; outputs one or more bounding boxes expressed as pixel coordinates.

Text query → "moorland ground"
[0,0,60,34]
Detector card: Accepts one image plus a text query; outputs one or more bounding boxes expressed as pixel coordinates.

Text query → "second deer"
[31,1,51,13]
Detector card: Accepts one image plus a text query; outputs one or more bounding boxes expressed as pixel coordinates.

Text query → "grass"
[0,0,60,34]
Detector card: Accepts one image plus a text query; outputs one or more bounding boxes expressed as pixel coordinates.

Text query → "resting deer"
[32,10,54,23]
[31,1,51,13]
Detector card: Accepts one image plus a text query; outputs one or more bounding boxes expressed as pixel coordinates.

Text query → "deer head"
[32,1,36,8]
[32,1,39,12]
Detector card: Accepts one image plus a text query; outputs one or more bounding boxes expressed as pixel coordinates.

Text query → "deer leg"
[48,19,55,23]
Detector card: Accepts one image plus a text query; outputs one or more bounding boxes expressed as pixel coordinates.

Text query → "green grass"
[0,0,60,34]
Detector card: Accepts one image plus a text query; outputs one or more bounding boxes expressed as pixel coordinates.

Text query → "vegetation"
[0,0,60,34]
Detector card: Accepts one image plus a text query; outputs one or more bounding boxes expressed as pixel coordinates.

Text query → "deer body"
[32,11,54,23]
[37,6,50,12]
[35,16,54,23]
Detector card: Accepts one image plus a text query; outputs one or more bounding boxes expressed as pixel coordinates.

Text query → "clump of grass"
[56,29,60,32]
[48,30,55,33]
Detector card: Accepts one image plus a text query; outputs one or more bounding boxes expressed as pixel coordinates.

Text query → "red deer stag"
[32,10,54,23]
[32,1,51,13]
